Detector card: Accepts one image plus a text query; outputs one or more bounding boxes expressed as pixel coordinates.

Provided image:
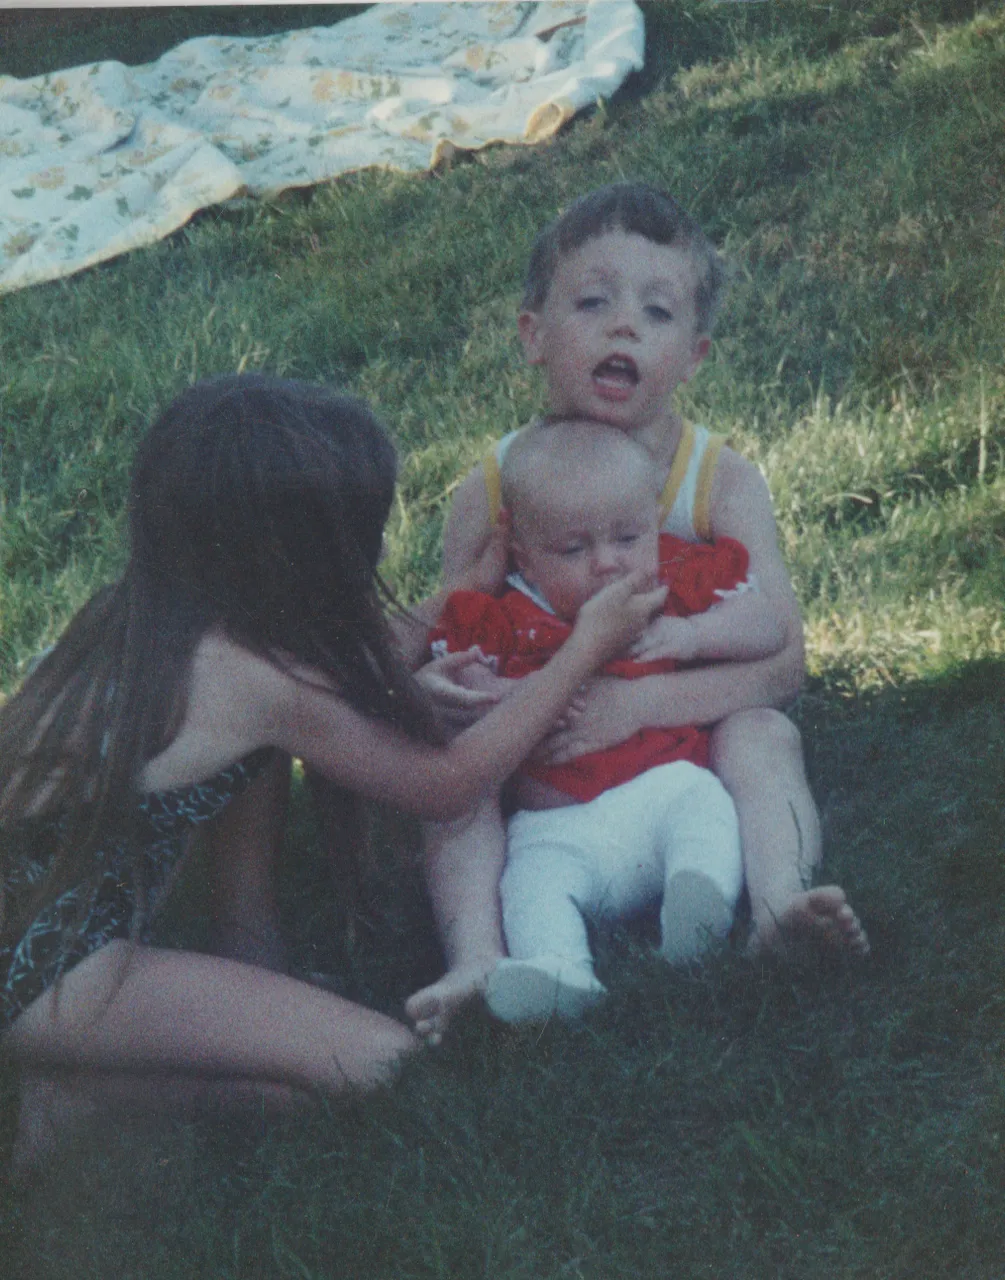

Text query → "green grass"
[2,2,1004,1276]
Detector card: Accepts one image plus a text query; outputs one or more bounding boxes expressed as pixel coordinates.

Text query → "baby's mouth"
[592,355,639,388]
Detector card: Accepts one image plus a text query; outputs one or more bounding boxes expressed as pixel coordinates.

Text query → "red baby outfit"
[430,534,750,802]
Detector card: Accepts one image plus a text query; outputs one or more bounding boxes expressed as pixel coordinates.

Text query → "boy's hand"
[537,676,647,763]
[630,616,699,664]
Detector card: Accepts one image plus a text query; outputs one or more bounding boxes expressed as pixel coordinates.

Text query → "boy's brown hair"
[522,182,726,335]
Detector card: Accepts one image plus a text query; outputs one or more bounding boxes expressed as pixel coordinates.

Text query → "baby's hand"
[416,648,502,709]
[630,616,699,664]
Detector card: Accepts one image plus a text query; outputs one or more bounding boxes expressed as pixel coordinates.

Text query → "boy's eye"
[617,533,640,546]
[576,295,606,311]
[645,304,673,323]
[559,544,586,557]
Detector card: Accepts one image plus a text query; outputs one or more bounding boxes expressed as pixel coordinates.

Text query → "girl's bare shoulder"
[139,633,308,790]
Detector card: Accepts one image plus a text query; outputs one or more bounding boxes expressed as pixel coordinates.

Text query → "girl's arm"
[247,570,666,821]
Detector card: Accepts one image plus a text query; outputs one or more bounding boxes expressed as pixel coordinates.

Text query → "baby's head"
[522,182,725,337]
[501,420,661,622]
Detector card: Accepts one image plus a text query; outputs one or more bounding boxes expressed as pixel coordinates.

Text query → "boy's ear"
[517,310,545,365]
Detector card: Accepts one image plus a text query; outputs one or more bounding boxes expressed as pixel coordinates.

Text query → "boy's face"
[511,466,660,623]
[518,231,711,438]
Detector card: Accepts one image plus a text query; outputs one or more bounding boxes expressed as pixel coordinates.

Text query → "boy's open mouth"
[591,358,640,386]
[592,355,639,396]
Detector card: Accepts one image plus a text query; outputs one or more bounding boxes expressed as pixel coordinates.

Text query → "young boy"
[406,183,868,1038]
[430,421,784,1022]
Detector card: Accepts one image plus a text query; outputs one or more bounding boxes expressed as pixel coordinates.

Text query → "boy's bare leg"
[710,709,869,957]
[405,793,507,1039]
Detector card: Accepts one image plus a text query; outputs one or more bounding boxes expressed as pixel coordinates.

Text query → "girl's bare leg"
[11,1068,301,1176]
[710,709,869,957]
[5,941,417,1170]
[405,794,507,1039]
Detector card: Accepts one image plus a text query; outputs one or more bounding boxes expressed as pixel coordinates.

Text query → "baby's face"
[511,470,660,622]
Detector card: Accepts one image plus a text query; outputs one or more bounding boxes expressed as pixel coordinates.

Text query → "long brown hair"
[0,374,437,947]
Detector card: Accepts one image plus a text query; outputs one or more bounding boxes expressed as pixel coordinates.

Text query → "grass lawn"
[1,3,1004,1276]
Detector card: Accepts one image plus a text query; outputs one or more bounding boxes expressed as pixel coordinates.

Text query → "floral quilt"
[0,1,644,294]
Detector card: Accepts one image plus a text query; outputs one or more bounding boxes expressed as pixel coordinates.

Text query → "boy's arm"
[390,466,501,669]
[542,451,806,759]
[632,581,787,665]
[707,449,805,691]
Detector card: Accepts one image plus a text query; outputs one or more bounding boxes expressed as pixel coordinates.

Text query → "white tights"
[502,761,743,971]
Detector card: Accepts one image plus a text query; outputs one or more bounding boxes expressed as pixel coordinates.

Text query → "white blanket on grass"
[0,1,644,295]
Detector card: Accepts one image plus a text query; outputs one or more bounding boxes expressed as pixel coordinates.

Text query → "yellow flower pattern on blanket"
[0,1,643,294]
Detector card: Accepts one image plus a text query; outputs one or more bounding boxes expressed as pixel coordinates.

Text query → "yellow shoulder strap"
[694,433,726,541]
[657,421,696,526]
[483,446,503,524]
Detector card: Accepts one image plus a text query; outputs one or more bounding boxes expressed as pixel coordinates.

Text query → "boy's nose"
[607,306,638,338]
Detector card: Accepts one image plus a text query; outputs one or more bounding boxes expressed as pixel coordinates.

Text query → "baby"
[429,421,787,1022]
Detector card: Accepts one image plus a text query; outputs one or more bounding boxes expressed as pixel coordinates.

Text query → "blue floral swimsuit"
[0,748,275,1029]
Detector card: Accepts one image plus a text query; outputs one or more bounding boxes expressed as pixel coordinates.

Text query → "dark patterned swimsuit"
[0,748,274,1029]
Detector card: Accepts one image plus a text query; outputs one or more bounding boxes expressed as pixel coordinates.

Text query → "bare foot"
[749,885,870,959]
[404,958,498,1044]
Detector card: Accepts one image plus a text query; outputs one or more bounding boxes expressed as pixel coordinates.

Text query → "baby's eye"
[617,533,641,546]
[559,543,586,557]
[576,295,607,312]
[645,304,673,323]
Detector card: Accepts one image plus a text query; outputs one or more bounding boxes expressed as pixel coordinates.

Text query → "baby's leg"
[648,762,744,963]
[405,794,507,1039]
[710,709,869,957]
[487,810,606,1023]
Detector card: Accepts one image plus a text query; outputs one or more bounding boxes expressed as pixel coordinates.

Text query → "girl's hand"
[570,571,668,666]
[630,616,699,663]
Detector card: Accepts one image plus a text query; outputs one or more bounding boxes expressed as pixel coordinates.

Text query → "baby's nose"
[592,544,623,574]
